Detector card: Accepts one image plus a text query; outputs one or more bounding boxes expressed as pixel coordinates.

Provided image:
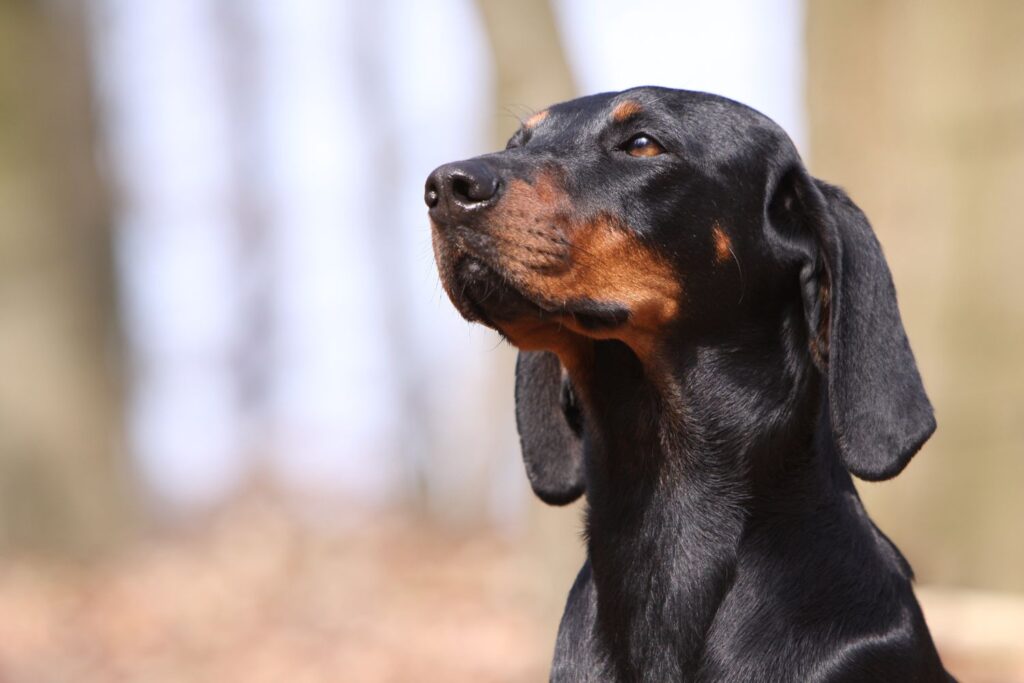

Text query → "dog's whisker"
[727,243,745,304]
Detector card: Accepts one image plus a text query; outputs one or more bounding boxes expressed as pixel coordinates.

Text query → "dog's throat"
[585,460,746,679]
[570,341,750,679]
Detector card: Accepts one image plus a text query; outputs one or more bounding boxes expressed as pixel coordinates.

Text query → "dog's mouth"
[449,253,629,336]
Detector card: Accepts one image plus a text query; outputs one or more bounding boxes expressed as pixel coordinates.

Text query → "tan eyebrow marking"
[611,100,643,122]
[525,110,549,128]
[712,223,732,264]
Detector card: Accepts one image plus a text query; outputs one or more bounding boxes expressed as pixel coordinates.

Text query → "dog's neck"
[568,321,829,678]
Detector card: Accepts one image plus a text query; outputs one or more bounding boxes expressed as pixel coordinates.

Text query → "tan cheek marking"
[525,110,548,128]
[529,215,682,357]
[611,100,643,122]
[485,172,681,360]
[712,223,732,264]
[487,171,574,270]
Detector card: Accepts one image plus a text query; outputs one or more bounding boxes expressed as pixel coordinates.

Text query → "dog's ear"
[514,351,585,504]
[770,167,935,480]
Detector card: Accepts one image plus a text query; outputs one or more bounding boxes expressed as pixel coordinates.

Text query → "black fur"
[426,87,953,682]
[516,350,585,505]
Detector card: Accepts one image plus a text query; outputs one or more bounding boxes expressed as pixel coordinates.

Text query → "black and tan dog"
[425,87,953,682]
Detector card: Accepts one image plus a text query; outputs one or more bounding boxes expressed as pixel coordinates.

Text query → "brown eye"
[624,133,665,157]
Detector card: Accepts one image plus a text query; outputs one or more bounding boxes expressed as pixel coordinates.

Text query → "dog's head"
[426,87,934,504]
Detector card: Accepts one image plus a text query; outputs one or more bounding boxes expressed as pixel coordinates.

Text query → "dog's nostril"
[451,176,472,202]
[449,167,498,205]
[425,181,439,208]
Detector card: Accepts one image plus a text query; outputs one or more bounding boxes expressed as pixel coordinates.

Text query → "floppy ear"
[514,351,585,504]
[776,169,936,480]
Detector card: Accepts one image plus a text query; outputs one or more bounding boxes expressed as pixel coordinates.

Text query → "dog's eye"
[622,133,665,157]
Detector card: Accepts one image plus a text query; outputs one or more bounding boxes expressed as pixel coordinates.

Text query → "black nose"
[425,160,500,223]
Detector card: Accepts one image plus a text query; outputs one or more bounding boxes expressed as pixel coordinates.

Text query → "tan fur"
[712,223,732,264]
[611,100,643,122]
[485,170,681,361]
[525,110,549,128]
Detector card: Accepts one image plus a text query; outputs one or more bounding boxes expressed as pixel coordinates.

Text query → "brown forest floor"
[0,498,1020,683]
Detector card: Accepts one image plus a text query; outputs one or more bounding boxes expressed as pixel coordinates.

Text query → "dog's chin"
[450,257,546,330]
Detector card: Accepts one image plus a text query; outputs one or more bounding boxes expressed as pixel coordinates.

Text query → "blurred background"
[0,0,1021,681]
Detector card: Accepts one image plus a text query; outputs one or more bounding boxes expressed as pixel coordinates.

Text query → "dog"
[425,87,954,682]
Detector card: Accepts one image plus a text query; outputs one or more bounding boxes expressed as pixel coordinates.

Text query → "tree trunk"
[0,1,132,556]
